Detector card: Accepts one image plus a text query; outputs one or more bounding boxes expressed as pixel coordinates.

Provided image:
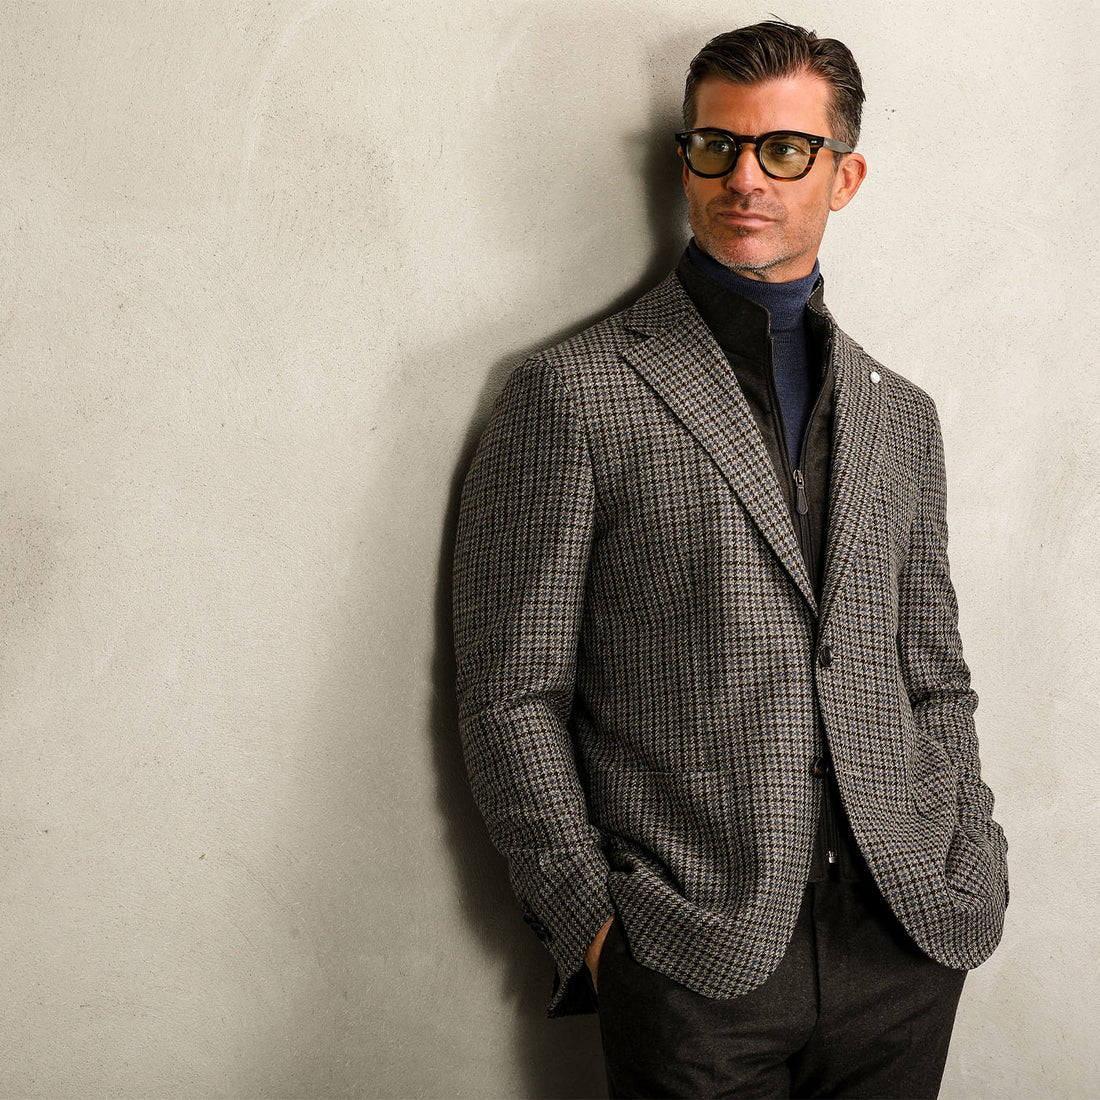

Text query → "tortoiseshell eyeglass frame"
[674,128,854,182]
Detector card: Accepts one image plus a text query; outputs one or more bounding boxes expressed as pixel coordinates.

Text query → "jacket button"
[818,644,834,668]
[811,756,831,778]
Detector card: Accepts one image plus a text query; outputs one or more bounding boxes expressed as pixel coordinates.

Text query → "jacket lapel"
[819,330,886,625]
[621,277,816,611]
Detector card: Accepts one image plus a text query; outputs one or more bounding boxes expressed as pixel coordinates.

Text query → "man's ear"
[829,152,867,212]
[678,146,691,193]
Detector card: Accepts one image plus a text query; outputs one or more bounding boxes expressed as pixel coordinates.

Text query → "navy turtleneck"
[687,239,820,465]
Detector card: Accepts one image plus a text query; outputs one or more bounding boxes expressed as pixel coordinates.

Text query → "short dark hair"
[683,20,865,149]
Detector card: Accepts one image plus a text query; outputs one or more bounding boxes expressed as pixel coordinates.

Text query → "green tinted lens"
[688,131,737,174]
[759,133,813,178]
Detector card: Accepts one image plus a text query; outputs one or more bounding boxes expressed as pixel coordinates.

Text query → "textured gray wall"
[0,1,1095,1096]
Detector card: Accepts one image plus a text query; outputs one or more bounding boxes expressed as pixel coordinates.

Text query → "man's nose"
[724,144,768,193]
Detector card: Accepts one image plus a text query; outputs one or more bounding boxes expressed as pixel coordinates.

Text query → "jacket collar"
[819,326,886,626]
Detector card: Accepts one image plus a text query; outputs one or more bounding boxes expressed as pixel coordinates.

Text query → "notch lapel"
[621,279,816,611]
[819,331,886,625]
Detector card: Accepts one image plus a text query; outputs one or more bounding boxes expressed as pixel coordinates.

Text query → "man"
[453,20,1007,1098]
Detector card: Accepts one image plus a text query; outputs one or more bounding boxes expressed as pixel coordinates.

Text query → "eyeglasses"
[674,128,853,181]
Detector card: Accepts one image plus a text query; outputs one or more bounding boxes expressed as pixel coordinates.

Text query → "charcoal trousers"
[594,879,967,1099]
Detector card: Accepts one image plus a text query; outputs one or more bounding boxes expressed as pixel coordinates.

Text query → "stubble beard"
[688,193,814,282]
[686,193,792,279]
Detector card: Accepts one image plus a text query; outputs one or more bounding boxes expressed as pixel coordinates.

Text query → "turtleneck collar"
[686,238,821,334]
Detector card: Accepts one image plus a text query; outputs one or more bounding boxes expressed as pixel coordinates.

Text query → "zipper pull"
[793,469,809,516]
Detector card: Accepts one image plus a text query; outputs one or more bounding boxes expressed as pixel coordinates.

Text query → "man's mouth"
[714,208,775,227]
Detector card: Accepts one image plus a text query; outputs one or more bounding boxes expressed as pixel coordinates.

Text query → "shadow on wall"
[432,461,607,1100]
[430,74,687,1100]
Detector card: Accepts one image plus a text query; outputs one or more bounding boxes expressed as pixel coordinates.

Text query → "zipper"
[792,467,814,592]
[761,346,802,517]
[825,776,839,867]
[781,315,842,874]
[813,752,840,869]
[764,317,842,876]
[763,336,828,596]
[793,468,809,515]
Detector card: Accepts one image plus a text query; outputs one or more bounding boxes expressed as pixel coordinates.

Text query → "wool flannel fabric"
[453,272,1008,1016]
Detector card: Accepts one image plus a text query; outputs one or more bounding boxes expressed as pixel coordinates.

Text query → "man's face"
[682,73,867,282]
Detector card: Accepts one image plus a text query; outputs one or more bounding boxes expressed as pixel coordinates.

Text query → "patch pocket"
[588,763,735,908]
[877,455,920,570]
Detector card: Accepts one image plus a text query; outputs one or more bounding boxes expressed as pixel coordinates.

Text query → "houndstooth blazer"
[453,269,1008,1015]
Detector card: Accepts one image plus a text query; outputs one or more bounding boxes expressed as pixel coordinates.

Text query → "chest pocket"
[877,456,920,571]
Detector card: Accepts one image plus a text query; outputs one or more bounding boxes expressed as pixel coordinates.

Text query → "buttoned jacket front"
[453,271,1008,1015]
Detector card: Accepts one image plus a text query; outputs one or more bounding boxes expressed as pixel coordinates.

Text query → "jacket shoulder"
[532,272,694,375]
[834,325,941,423]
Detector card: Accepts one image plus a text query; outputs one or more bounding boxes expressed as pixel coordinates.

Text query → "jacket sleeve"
[453,355,613,1003]
[897,403,1008,866]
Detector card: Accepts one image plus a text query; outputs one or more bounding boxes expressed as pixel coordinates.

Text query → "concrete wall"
[0,1,1095,1096]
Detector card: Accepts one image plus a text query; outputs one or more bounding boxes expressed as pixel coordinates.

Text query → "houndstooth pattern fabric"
[453,271,1008,1015]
